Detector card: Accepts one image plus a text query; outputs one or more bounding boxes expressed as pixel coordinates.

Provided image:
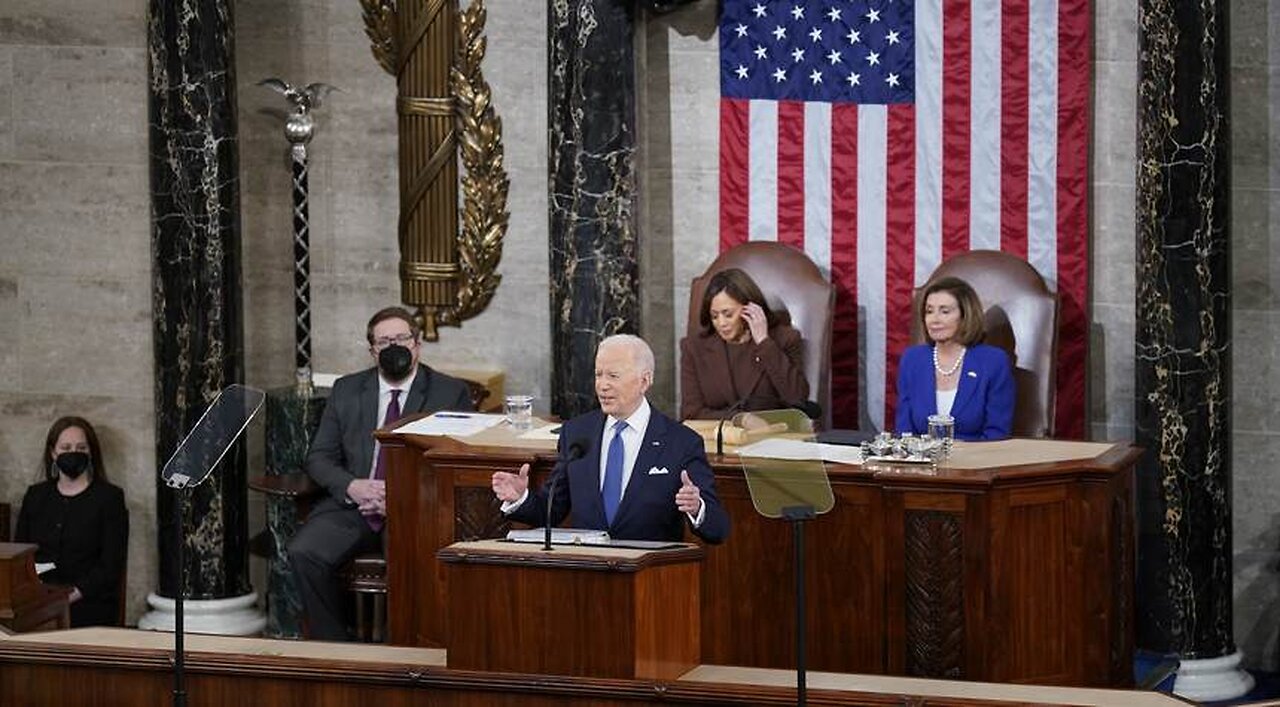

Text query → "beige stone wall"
[1,0,1278,669]
[1230,0,1280,670]
[236,0,550,399]
[0,0,156,623]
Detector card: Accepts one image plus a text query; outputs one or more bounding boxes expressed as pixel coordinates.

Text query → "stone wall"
[0,0,156,622]
[1230,0,1280,670]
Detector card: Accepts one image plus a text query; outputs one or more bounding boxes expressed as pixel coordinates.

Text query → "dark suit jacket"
[508,405,730,544]
[306,364,473,510]
[895,343,1014,441]
[679,324,809,420]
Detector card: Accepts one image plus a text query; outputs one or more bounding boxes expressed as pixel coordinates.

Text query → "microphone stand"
[716,368,767,457]
[716,399,749,457]
[172,486,188,707]
[782,503,816,707]
[542,472,558,551]
[542,441,586,551]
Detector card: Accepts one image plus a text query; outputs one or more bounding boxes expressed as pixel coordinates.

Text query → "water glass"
[504,394,534,431]
[927,414,955,459]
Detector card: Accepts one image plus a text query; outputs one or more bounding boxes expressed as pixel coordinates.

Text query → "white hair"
[598,334,655,376]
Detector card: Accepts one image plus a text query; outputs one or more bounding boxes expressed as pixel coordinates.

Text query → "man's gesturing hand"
[675,470,704,516]
[492,463,531,503]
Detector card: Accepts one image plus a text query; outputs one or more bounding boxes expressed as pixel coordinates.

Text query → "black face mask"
[54,451,92,480]
[378,344,414,381]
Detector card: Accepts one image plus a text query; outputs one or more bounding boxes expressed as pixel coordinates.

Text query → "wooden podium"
[382,428,1138,687]
[0,543,70,633]
[438,539,703,680]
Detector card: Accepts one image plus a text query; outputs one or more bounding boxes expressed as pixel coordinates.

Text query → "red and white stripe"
[720,0,1090,436]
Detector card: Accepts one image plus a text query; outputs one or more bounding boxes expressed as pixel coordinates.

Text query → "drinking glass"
[927,414,955,459]
[504,394,534,431]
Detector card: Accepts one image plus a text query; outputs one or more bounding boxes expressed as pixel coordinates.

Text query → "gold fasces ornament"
[361,0,509,341]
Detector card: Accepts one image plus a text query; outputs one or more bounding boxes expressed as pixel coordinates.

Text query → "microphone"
[716,369,766,457]
[716,398,749,458]
[544,437,589,551]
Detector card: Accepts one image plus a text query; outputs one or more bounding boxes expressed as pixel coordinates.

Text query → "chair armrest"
[248,472,321,499]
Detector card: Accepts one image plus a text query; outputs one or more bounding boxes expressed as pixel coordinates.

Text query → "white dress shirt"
[368,368,417,478]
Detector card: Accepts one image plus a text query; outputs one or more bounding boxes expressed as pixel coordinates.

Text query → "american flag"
[719,0,1089,437]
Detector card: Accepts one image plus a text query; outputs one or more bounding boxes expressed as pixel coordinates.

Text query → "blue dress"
[895,343,1014,440]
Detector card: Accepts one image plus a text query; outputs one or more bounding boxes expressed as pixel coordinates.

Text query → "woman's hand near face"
[741,302,769,343]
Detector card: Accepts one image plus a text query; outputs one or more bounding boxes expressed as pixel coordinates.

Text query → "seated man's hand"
[347,478,385,515]
[491,463,530,503]
[675,470,704,516]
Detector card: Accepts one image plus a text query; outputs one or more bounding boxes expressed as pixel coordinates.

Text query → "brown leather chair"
[687,242,835,429]
[909,250,1059,437]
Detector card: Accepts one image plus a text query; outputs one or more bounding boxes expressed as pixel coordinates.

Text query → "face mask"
[378,344,413,381]
[54,451,92,480]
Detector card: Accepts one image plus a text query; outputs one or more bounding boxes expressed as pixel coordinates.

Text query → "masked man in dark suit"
[289,306,473,640]
[492,334,728,544]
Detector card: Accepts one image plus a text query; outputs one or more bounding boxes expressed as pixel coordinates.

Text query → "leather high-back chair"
[910,250,1059,437]
[687,242,834,429]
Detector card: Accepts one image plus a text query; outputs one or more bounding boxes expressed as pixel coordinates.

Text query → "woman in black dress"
[16,416,129,627]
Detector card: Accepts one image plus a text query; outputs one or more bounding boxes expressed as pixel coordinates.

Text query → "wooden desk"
[380,429,1137,687]
[439,539,702,680]
[0,543,71,633]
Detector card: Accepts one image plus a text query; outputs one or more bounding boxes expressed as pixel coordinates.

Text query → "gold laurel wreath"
[360,0,508,332]
[440,0,508,326]
[359,0,397,75]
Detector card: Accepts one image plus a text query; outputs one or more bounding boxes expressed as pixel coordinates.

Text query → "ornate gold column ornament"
[360,0,509,340]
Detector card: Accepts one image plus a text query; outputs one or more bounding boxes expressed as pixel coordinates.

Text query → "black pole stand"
[543,475,557,552]
[782,504,816,707]
[171,486,188,707]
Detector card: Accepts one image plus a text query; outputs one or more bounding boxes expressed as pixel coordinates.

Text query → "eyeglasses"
[370,333,417,351]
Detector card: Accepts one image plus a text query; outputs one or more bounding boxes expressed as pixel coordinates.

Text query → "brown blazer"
[679,324,809,420]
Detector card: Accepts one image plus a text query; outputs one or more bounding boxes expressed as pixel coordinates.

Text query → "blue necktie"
[602,420,627,525]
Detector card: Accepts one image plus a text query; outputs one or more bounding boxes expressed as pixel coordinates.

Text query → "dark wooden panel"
[442,544,700,681]
[700,477,884,673]
[0,631,1174,707]
[989,485,1074,685]
[904,509,965,679]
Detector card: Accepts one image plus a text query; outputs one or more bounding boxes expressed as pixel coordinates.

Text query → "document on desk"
[394,412,507,437]
[735,438,864,465]
[507,528,611,545]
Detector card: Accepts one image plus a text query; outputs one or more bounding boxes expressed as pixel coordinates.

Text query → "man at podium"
[492,334,729,544]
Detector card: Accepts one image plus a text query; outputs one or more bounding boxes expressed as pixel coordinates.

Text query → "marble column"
[260,387,328,638]
[142,0,262,635]
[547,0,641,418]
[1134,1,1245,699]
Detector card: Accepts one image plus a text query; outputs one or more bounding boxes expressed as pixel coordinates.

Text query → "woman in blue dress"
[895,277,1014,441]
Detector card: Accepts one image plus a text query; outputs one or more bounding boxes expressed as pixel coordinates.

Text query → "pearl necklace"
[933,345,966,377]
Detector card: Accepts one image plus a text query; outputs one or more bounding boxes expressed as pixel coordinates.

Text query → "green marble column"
[261,387,328,638]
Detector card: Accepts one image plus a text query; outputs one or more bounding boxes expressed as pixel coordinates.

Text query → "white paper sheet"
[394,412,507,437]
[735,438,864,465]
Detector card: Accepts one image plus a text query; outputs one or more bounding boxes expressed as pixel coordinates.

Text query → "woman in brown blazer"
[680,268,809,420]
